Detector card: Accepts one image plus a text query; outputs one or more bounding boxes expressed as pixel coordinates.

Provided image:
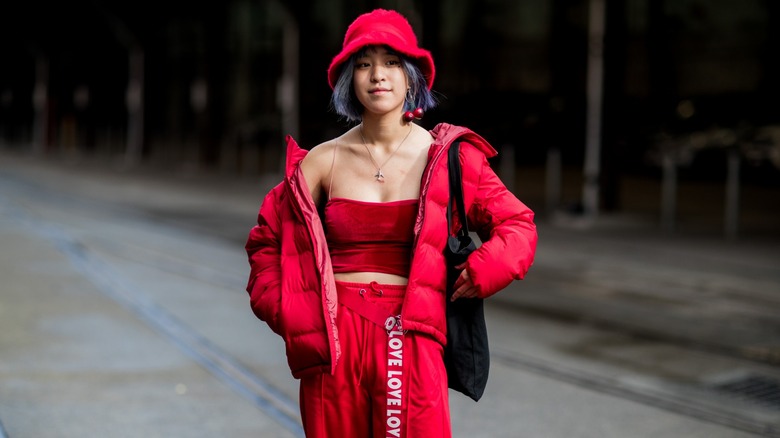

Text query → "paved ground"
[1,148,779,437]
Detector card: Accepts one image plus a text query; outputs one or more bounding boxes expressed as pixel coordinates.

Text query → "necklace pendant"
[374,169,385,182]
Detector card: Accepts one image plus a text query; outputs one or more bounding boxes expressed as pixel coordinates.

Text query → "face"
[353,46,408,118]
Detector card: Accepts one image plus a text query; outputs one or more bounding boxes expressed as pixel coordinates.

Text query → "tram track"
[2,176,305,437]
[491,347,779,437]
[2,166,778,437]
[21,206,780,437]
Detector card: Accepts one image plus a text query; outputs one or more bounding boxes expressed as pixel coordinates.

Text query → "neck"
[359,119,414,150]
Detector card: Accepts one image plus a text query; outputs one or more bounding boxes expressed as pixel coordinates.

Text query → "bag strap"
[447,141,469,238]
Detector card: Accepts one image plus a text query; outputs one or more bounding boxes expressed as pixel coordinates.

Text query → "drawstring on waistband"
[359,280,385,297]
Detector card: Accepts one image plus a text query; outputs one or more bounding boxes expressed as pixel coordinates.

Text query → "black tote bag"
[443,141,490,402]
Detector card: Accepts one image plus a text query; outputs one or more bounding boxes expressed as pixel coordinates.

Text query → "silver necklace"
[359,124,413,182]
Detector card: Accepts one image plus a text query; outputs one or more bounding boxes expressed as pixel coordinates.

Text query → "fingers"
[450,285,478,301]
[451,268,478,301]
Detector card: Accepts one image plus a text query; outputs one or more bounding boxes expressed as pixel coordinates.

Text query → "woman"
[245,8,537,437]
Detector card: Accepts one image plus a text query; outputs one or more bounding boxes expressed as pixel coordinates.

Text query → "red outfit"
[327,9,436,90]
[325,197,417,276]
[299,281,450,438]
[245,122,537,435]
[304,199,443,437]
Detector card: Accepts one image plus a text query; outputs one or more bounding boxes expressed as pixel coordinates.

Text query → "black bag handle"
[443,139,488,402]
[444,140,476,293]
[447,141,468,237]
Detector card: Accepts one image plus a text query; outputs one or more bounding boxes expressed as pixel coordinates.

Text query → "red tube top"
[324,198,418,277]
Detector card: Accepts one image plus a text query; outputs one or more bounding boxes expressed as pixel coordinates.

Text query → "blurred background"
[1,0,779,238]
[2,2,780,436]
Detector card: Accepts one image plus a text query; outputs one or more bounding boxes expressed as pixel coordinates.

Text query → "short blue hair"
[330,45,437,123]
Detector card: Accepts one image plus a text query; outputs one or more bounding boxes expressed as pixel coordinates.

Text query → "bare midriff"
[334,272,408,285]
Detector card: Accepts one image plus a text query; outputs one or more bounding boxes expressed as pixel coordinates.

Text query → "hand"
[450,262,479,301]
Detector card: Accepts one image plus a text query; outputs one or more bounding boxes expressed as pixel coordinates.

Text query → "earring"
[402,87,423,123]
[403,108,424,122]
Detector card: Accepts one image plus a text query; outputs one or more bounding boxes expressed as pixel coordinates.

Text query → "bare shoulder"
[410,123,435,153]
[302,139,337,167]
[300,138,340,199]
[306,137,343,170]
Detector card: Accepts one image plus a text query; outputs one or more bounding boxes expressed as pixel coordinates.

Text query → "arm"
[454,149,538,299]
[245,138,330,333]
[245,182,285,334]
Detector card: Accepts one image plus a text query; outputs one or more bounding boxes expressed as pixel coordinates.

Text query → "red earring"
[403,108,424,122]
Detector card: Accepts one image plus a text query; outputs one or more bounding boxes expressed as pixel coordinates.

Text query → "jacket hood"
[285,135,309,177]
[430,123,498,158]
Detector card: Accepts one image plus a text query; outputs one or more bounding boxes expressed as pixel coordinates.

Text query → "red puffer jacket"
[245,122,537,379]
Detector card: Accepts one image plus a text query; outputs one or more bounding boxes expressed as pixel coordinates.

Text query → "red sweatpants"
[299,281,451,438]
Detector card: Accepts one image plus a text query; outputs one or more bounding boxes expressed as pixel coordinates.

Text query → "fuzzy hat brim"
[327,9,435,90]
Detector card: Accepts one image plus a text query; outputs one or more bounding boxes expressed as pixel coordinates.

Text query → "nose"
[369,65,386,82]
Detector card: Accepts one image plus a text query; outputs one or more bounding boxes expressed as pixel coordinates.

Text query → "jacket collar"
[284,135,309,177]
[430,123,498,158]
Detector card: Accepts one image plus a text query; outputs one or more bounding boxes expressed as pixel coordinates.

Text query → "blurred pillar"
[32,57,49,155]
[547,0,579,216]
[582,0,606,220]
[200,3,227,169]
[601,0,628,212]
[277,8,299,173]
[660,150,677,232]
[546,147,562,214]
[500,144,515,192]
[90,1,142,163]
[226,1,253,173]
[125,49,144,165]
[191,77,209,166]
[759,2,780,112]
[0,89,11,143]
[724,148,740,240]
[73,85,91,149]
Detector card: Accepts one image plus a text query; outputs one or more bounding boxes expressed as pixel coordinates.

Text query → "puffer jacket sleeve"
[461,145,538,298]
[245,181,285,335]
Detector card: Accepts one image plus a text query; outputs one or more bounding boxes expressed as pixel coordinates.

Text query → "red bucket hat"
[327,9,435,90]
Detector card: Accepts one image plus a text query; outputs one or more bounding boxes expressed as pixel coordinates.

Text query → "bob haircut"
[330,45,438,123]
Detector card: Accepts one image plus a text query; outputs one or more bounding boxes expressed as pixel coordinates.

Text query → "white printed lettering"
[387,390,401,404]
[386,322,404,437]
[388,377,401,389]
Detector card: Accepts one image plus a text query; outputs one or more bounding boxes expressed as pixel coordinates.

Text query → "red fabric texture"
[299,281,451,438]
[325,197,417,277]
[327,9,435,89]
[245,122,538,379]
